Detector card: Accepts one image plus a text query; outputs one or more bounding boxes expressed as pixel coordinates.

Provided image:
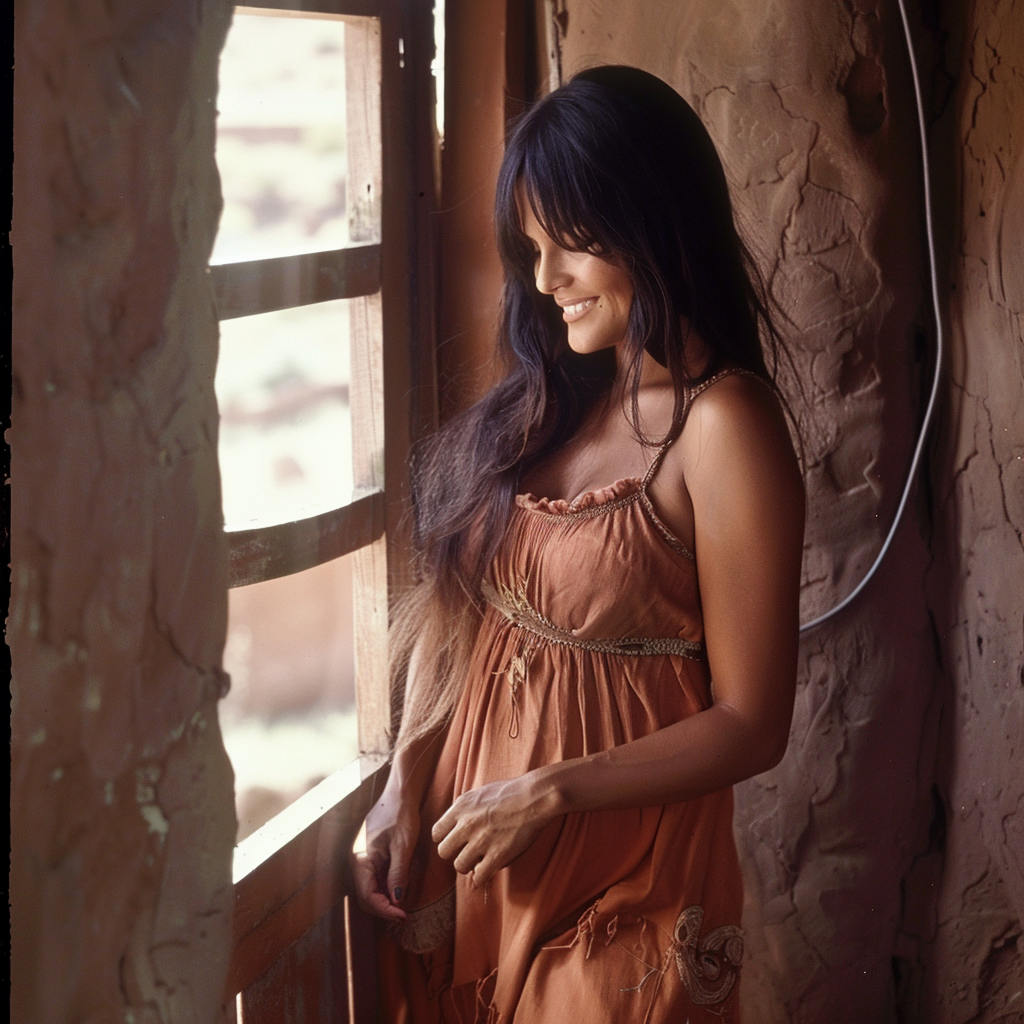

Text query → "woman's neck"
[613,317,711,390]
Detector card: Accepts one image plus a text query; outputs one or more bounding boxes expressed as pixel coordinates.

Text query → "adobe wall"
[545,0,1023,1019]
[10,2,236,1022]
[918,1,1024,1019]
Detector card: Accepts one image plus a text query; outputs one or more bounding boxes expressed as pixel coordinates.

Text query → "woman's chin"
[565,332,625,358]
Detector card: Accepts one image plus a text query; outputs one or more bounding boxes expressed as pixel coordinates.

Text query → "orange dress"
[381,407,745,1024]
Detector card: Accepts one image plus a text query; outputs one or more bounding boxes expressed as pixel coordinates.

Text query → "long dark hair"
[392,66,788,748]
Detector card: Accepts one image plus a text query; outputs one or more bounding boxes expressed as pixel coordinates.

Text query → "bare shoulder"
[681,373,798,466]
[676,372,804,517]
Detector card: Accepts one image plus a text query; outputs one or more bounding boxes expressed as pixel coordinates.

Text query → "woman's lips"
[561,298,597,322]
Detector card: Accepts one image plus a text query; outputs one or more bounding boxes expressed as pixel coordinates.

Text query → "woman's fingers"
[436,822,467,864]
[433,804,483,871]
[386,829,413,905]
[452,841,484,875]
[434,802,472,860]
[439,822,510,878]
[432,780,546,878]
[364,888,408,921]
[471,852,499,889]
[431,807,455,844]
[351,852,408,921]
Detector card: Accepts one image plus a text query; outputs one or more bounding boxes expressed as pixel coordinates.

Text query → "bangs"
[496,101,619,275]
[519,140,606,254]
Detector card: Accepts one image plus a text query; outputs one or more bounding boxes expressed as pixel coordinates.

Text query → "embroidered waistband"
[481,578,704,660]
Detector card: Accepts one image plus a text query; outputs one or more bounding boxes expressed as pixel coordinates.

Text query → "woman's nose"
[534,248,569,294]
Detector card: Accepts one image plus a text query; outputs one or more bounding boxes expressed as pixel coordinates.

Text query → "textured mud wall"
[544,0,1024,1018]
[10,2,236,1022]
[916,1,1024,1019]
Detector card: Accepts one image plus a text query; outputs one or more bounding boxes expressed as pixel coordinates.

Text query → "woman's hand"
[350,785,420,922]
[431,773,561,888]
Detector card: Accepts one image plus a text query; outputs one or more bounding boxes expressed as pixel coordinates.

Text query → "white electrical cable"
[799,0,944,632]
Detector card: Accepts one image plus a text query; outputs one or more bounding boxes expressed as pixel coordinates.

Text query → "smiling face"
[520,197,634,357]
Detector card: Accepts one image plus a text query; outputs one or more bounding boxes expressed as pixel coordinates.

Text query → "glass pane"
[220,555,358,842]
[217,299,352,530]
[433,0,445,142]
[213,12,349,264]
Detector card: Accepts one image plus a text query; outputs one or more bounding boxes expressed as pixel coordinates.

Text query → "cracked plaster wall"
[10,2,236,1023]
[548,0,1022,1020]
[915,1,1024,1020]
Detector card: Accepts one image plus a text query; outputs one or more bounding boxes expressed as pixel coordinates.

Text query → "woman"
[352,65,805,1023]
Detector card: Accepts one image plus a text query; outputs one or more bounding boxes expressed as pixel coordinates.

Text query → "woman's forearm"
[388,726,447,805]
[385,635,450,806]
[430,699,790,887]
[533,701,788,816]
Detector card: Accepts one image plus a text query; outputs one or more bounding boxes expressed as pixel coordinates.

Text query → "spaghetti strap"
[641,367,757,490]
[635,367,763,562]
[641,441,673,487]
[688,365,759,399]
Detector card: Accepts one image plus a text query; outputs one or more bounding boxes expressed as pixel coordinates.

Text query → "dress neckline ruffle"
[515,476,642,515]
[515,367,763,518]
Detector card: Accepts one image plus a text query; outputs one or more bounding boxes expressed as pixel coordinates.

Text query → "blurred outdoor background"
[213,11,361,842]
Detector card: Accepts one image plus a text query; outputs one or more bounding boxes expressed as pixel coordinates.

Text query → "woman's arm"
[433,375,805,885]
[351,637,449,920]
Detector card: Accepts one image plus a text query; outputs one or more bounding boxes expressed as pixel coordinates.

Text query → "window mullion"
[346,15,391,756]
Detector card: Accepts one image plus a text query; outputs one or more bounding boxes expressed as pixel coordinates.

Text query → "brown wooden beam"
[235,0,381,17]
[226,489,384,588]
[211,245,381,320]
[226,757,388,998]
[437,0,508,416]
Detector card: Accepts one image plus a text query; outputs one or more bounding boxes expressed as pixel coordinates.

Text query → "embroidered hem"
[392,886,456,954]
[672,905,744,1006]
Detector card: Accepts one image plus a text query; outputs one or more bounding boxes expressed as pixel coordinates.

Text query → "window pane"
[433,0,445,142]
[217,299,353,530]
[213,12,350,264]
[220,555,358,842]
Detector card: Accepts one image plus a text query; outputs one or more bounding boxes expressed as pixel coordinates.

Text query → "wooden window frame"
[215,2,437,1019]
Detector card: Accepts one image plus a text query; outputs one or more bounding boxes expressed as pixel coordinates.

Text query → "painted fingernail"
[393,887,403,902]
